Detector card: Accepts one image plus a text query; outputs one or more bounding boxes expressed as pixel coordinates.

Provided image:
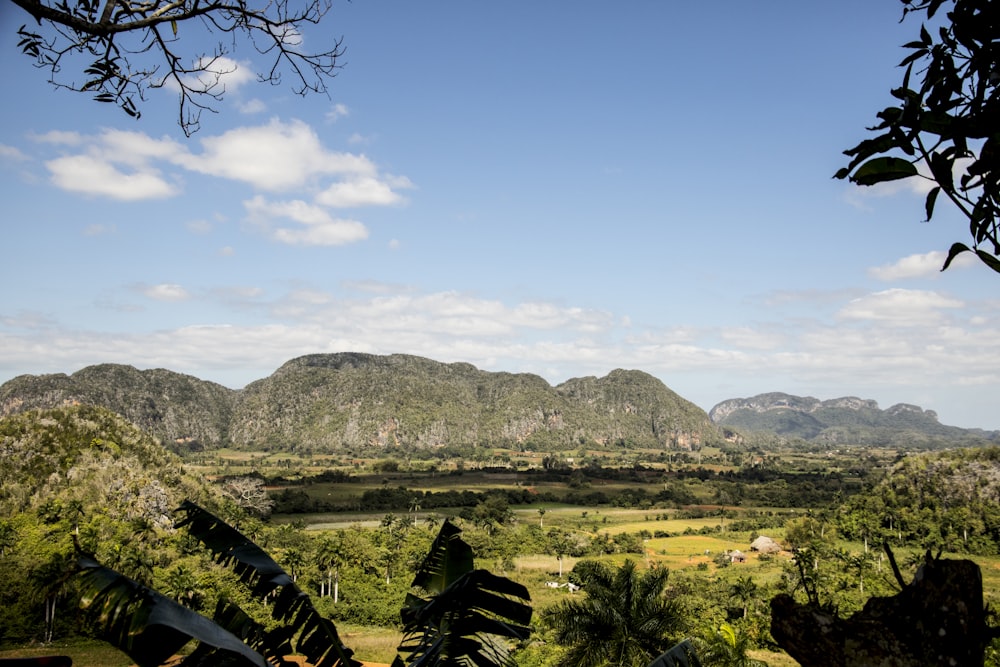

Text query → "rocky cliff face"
[708,392,994,447]
[0,364,236,452]
[0,353,722,454]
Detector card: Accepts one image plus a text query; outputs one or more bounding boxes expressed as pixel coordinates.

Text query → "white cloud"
[3,284,1000,428]
[272,221,369,246]
[243,195,370,246]
[46,154,177,200]
[26,121,410,223]
[326,103,350,121]
[719,326,785,350]
[244,195,338,226]
[838,288,964,325]
[317,176,410,207]
[162,56,256,94]
[868,250,980,280]
[176,118,376,190]
[30,130,84,146]
[142,284,190,301]
[0,144,28,161]
[98,129,185,166]
[239,98,267,114]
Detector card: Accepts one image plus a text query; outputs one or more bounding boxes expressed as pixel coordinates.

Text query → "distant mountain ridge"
[2,357,995,453]
[0,353,721,454]
[709,392,998,447]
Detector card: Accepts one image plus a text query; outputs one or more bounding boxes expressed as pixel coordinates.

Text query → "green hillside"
[1,353,724,455]
[709,392,998,448]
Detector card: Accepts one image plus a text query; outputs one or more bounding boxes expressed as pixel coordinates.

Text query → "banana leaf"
[173,501,361,667]
[646,640,702,667]
[74,555,268,667]
[394,521,532,667]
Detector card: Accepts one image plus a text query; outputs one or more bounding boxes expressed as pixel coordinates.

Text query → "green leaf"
[924,186,940,222]
[74,556,269,667]
[941,243,971,271]
[851,157,918,186]
[974,249,1000,274]
[928,152,954,191]
[395,521,532,667]
[174,501,361,667]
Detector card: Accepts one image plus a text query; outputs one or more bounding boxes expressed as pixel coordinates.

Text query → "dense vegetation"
[2,404,1000,666]
[711,392,999,448]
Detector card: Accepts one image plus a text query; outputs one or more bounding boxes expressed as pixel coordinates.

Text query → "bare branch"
[10,0,344,135]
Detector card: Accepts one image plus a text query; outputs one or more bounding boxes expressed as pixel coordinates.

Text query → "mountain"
[0,363,236,452]
[0,353,722,454]
[709,392,999,448]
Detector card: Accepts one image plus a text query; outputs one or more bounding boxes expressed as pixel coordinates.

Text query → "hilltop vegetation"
[710,392,998,448]
[3,354,996,460]
[0,353,724,456]
[0,405,227,643]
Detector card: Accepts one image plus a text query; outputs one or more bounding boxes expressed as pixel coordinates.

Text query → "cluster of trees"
[269,462,870,517]
[835,447,1000,555]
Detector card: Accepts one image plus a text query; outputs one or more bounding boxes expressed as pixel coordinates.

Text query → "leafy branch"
[835,0,1000,273]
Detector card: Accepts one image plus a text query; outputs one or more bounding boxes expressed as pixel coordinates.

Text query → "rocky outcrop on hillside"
[0,353,722,454]
[709,392,997,447]
[0,364,236,452]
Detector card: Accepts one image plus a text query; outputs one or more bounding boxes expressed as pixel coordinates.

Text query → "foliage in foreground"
[543,559,685,667]
[836,0,1000,273]
[72,501,532,667]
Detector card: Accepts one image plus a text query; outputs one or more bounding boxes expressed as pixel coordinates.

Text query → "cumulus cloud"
[326,103,349,121]
[239,98,267,114]
[0,144,28,161]
[46,154,177,200]
[869,250,978,280]
[175,118,376,190]
[161,56,256,94]
[24,120,411,246]
[838,288,964,325]
[317,175,412,207]
[30,130,84,146]
[243,195,369,246]
[3,283,1000,427]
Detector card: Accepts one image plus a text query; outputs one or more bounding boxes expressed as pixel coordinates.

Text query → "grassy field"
[0,640,134,667]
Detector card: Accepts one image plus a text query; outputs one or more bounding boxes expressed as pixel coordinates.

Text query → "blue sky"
[2,1,999,430]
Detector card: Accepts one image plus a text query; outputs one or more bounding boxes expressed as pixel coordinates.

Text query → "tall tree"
[544,559,685,667]
[835,0,1000,273]
[696,623,767,667]
[10,0,344,135]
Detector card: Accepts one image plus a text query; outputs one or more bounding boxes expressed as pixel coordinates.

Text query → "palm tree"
[162,564,200,608]
[69,501,529,667]
[544,559,685,667]
[316,534,345,602]
[696,623,767,667]
[728,576,758,619]
[75,501,362,667]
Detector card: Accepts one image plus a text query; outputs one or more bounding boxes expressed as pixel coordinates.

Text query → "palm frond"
[74,555,269,667]
[174,501,361,667]
[646,640,702,667]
